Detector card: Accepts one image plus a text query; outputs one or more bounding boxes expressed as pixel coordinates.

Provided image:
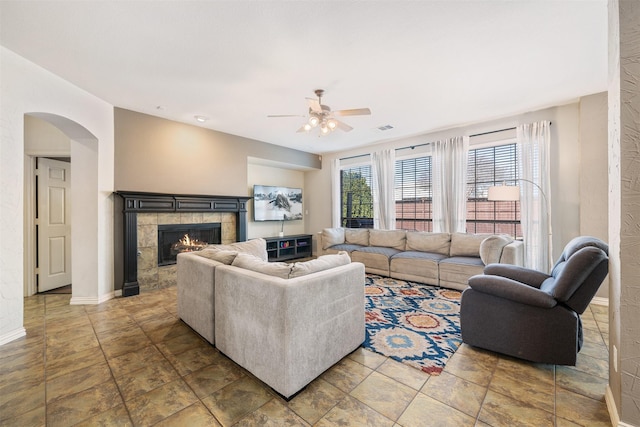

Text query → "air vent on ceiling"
[375,124,394,132]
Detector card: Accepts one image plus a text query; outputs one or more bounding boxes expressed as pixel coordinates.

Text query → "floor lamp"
[487,179,553,271]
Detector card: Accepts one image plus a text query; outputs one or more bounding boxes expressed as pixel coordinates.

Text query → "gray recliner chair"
[460,236,609,365]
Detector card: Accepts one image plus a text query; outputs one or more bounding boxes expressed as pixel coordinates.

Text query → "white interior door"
[37,158,72,292]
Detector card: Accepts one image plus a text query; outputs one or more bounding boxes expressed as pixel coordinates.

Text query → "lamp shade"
[487,185,520,201]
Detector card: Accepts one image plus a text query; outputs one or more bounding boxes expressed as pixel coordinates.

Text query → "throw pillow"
[289,251,351,278]
[322,228,346,249]
[369,229,406,250]
[231,252,291,279]
[406,232,451,255]
[193,249,238,265]
[207,238,268,261]
[345,229,369,246]
[449,233,491,257]
[479,235,514,265]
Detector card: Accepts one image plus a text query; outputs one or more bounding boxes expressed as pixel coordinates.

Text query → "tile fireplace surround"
[116,192,251,296]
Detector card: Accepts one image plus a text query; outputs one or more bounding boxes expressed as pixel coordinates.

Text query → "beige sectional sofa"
[177,239,365,399]
[320,228,524,290]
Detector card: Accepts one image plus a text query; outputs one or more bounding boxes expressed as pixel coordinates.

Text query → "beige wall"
[112,108,320,290]
[114,108,320,196]
[24,115,70,155]
[579,92,609,242]
[579,92,609,299]
[247,163,306,239]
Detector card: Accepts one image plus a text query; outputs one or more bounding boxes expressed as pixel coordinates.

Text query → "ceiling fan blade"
[296,125,308,133]
[306,98,322,113]
[267,114,305,118]
[335,119,353,132]
[333,108,371,117]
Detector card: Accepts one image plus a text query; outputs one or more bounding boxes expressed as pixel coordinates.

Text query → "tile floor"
[1,286,611,426]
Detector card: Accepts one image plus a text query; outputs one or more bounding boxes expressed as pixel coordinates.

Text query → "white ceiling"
[0,1,608,155]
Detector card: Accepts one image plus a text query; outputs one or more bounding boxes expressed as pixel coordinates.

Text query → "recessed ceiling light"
[194,115,209,123]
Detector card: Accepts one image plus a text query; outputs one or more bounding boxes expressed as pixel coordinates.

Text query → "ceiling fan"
[268,89,371,135]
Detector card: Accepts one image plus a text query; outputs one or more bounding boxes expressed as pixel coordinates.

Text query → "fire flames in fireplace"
[157,223,221,266]
[171,234,208,255]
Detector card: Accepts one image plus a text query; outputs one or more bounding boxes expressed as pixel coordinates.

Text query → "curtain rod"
[340,153,370,161]
[470,122,552,138]
[469,126,516,138]
[340,122,552,160]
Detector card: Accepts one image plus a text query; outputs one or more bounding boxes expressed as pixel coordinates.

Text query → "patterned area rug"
[363,274,462,375]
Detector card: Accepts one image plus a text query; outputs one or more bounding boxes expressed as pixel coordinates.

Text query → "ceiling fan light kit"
[268,89,371,137]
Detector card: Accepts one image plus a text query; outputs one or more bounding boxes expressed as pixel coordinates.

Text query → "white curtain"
[371,149,396,229]
[517,121,552,272]
[331,158,341,228]
[432,136,469,233]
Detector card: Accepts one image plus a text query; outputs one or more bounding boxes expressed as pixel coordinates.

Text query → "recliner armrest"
[484,263,551,288]
[467,274,557,308]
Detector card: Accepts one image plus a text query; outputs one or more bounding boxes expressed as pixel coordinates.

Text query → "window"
[466,143,521,236]
[340,165,373,228]
[395,156,433,231]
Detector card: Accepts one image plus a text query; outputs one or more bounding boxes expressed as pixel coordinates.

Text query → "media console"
[264,234,312,262]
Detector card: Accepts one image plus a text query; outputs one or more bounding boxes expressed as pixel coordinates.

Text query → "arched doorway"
[24,112,102,304]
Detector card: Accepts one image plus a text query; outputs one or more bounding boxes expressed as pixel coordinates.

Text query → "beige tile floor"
[1,286,611,426]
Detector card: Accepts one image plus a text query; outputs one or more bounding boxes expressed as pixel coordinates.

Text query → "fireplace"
[116,191,251,296]
[157,223,221,266]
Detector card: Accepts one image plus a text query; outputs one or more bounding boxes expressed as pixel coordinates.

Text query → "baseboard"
[606,385,620,426]
[0,327,26,346]
[70,291,115,306]
[98,291,116,304]
[115,289,122,297]
[591,296,609,306]
[605,385,638,427]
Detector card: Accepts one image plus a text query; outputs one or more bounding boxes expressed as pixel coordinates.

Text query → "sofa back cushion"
[368,229,406,250]
[208,238,268,261]
[406,232,451,255]
[231,252,291,279]
[322,228,346,249]
[193,249,238,265]
[449,233,490,257]
[345,229,369,246]
[289,251,351,278]
[479,235,513,265]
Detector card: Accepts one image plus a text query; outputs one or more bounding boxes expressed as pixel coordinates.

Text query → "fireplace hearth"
[157,223,221,266]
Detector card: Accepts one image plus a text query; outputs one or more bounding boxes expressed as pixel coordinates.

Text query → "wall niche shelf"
[264,234,312,262]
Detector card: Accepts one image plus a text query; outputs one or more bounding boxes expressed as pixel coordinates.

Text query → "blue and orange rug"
[363,274,462,375]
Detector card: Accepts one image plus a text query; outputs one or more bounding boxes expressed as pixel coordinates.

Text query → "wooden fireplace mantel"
[115,191,252,296]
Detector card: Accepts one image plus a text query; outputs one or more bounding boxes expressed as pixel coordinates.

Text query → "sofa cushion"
[391,250,448,262]
[351,246,399,275]
[289,251,351,278]
[390,251,446,285]
[208,238,268,261]
[479,235,513,265]
[352,246,401,257]
[231,252,291,279]
[193,249,238,265]
[369,229,406,250]
[345,229,369,246]
[439,256,485,288]
[449,233,490,257]
[322,228,346,249]
[406,232,451,255]
[323,243,365,254]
